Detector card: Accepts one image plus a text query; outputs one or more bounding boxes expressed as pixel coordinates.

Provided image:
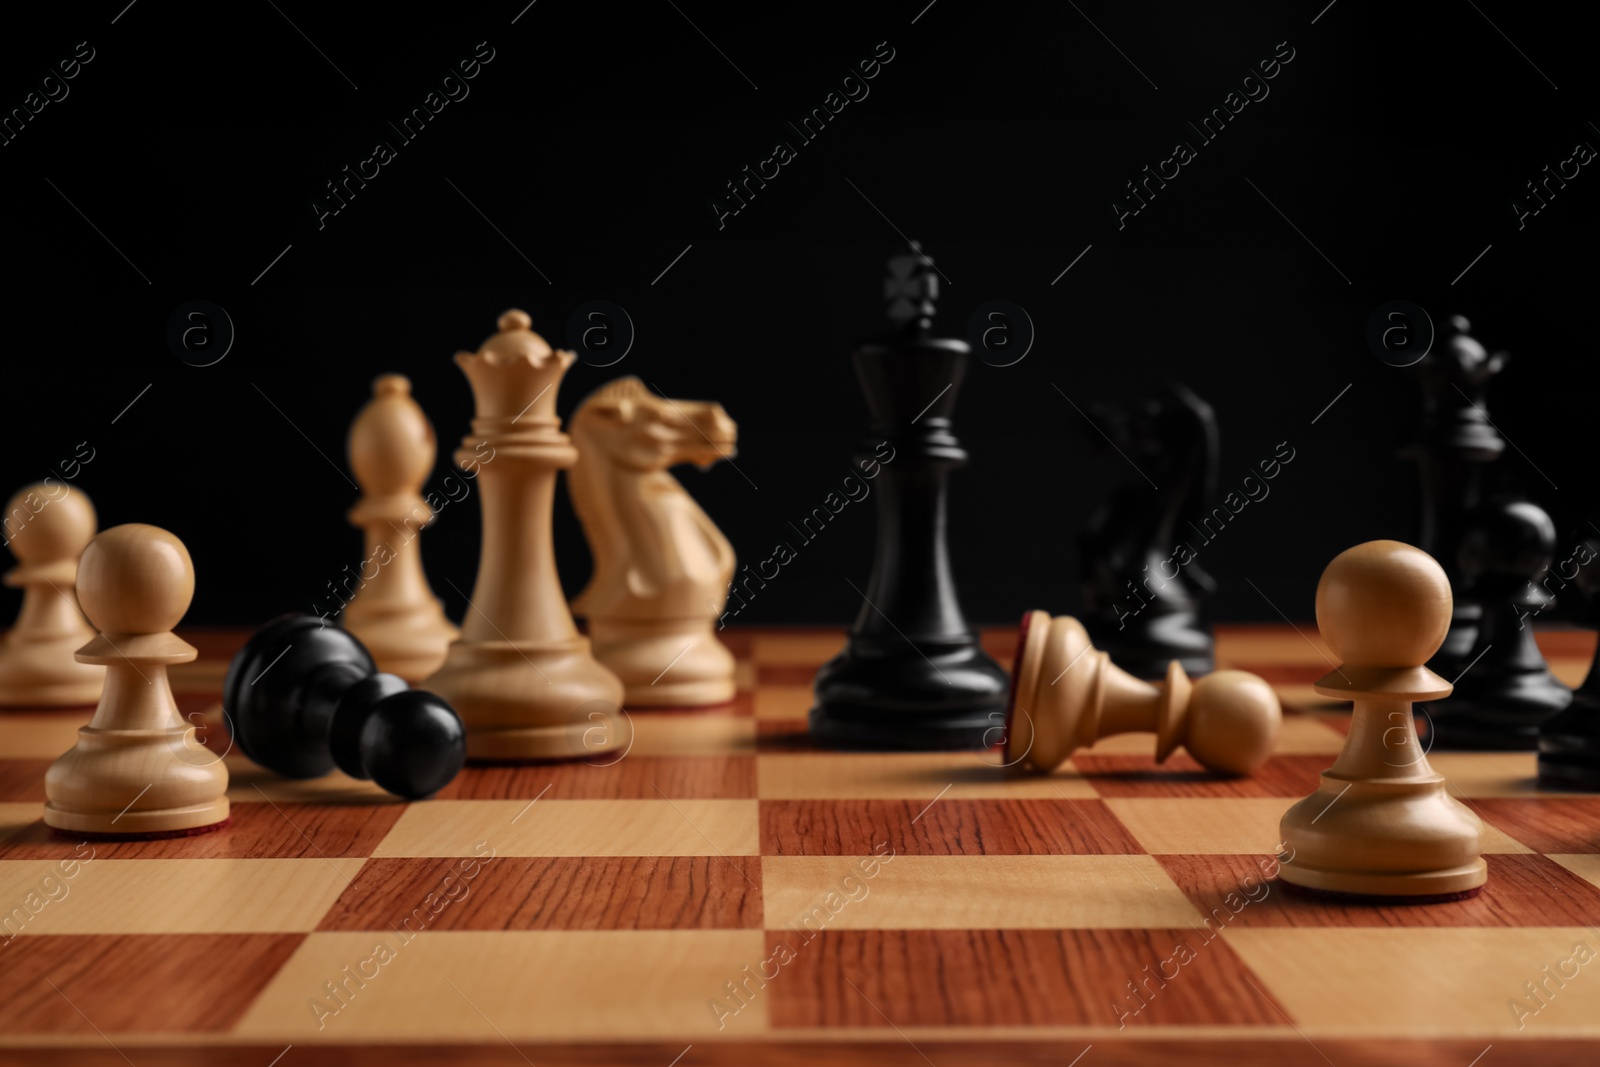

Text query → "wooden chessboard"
[1,625,1598,1066]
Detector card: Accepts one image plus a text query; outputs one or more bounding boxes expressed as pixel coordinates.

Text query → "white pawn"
[0,483,104,706]
[44,524,229,837]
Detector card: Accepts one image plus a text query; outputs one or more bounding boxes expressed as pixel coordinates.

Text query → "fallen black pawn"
[223,614,466,799]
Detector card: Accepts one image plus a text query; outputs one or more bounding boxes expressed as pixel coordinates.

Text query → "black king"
[809,243,1009,749]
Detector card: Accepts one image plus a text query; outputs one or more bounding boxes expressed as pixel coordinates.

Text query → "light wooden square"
[753,685,812,721]
[1214,629,1336,666]
[1105,797,1531,856]
[225,755,391,804]
[756,754,1097,799]
[762,854,1200,930]
[0,858,359,934]
[1227,927,1600,1036]
[0,802,40,844]
[1550,854,1600,890]
[1079,715,1345,758]
[0,714,88,758]
[1429,752,1567,798]
[372,799,759,858]
[753,633,845,665]
[234,929,769,1039]
[627,714,755,756]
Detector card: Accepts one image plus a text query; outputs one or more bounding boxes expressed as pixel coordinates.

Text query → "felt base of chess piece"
[225,615,466,800]
[1425,500,1569,751]
[1006,610,1280,775]
[0,483,103,707]
[810,636,1010,751]
[62,818,232,842]
[1278,880,1483,905]
[587,620,736,707]
[43,525,230,837]
[1277,541,1487,898]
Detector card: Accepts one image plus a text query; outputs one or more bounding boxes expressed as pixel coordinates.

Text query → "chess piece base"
[341,600,458,683]
[588,619,735,708]
[810,636,1008,751]
[425,638,625,760]
[43,726,230,835]
[1278,775,1487,897]
[0,635,104,707]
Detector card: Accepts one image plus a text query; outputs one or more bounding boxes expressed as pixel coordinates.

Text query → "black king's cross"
[884,241,938,332]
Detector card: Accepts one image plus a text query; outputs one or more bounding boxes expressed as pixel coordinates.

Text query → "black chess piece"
[1423,498,1569,750]
[809,243,1008,750]
[1539,528,1600,789]
[224,614,467,798]
[1400,315,1508,676]
[1079,382,1218,678]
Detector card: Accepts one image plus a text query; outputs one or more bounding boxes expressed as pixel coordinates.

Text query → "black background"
[0,1,1591,630]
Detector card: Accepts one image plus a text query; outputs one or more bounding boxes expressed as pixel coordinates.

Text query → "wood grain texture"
[0,933,302,1032]
[0,1043,1597,1067]
[1158,853,1600,927]
[0,801,403,860]
[320,855,762,930]
[760,799,1142,856]
[763,929,1287,1027]
[436,754,756,799]
[1071,753,1327,797]
[1473,798,1600,853]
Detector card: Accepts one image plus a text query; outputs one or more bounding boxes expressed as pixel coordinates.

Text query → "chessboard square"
[321,855,762,931]
[1214,625,1336,666]
[754,685,812,720]
[1158,854,1597,929]
[0,933,301,1034]
[0,759,51,803]
[1429,752,1564,798]
[1473,798,1600,853]
[1226,927,1600,1036]
[761,855,1200,929]
[225,756,391,804]
[1076,715,1345,758]
[1551,854,1600,890]
[1072,754,1325,798]
[372,799,760,857]
[763,929,1285,1028]
[761,798,1142,856]
[628,714,755,757]
[0,858,360,934]
[757,665,821,687]
[437,755,755,800]
[0,800,405,861]
[1106,798,1295,855]
[0,802,38,845]
[753,632,844,666]
[0,712,88,758]
[234,929,769,1038]
[757,753,1097,799]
